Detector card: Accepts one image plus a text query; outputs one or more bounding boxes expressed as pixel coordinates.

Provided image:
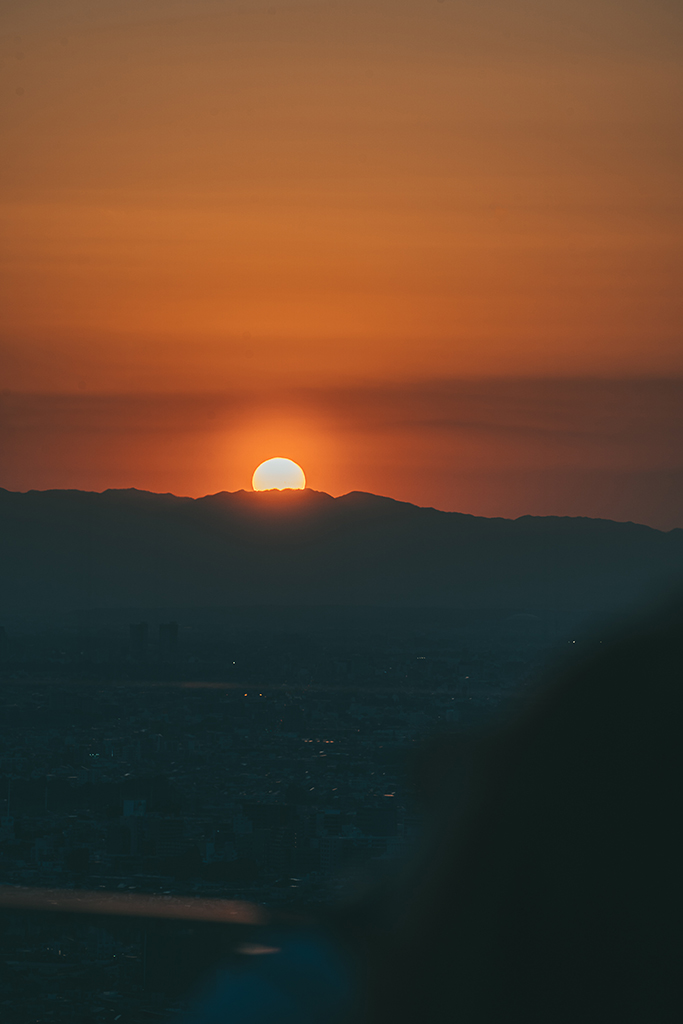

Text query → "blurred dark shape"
[129,621,148,659]
[361,598,683,1024]
[183,928,356,1024]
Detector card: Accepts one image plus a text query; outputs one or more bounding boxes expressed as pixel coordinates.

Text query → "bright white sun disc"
[252,458,306,491]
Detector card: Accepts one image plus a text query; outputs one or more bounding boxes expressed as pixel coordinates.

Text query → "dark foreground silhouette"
[360,597,682,1024]
[184,598,682,1023]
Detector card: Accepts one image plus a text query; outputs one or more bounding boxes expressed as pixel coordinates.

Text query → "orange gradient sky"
[1,1,682,526]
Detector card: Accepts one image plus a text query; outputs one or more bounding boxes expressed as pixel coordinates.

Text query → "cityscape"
[0,607,577,1021]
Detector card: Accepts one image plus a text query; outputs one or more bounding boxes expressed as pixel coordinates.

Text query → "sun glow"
[252,458,306,491]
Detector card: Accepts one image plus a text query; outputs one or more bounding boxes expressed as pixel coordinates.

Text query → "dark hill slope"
[1,487,681,612]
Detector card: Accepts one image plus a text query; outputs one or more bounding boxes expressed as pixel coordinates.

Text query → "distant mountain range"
[1,487,682,615]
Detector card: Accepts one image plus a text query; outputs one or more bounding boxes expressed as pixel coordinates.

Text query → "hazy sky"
[1,1,681,524]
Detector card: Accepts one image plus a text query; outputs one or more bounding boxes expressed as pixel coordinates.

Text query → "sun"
[252,457,306,491]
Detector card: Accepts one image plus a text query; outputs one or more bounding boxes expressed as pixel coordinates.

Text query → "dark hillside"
[1,487,681,614]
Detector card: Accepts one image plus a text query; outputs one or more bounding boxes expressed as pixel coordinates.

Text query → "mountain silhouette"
[1,487,682,614]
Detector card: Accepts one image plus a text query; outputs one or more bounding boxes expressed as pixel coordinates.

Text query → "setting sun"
[252,458,306,491]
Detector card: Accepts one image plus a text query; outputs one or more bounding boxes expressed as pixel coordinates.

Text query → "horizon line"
[1,484,677,533]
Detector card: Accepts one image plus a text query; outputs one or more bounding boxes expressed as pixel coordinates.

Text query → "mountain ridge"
[4,484,677,530]
[1,487,681,614]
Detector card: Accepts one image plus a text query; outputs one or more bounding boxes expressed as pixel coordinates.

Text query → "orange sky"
[3,380,682,530]
[1,2,682,525]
